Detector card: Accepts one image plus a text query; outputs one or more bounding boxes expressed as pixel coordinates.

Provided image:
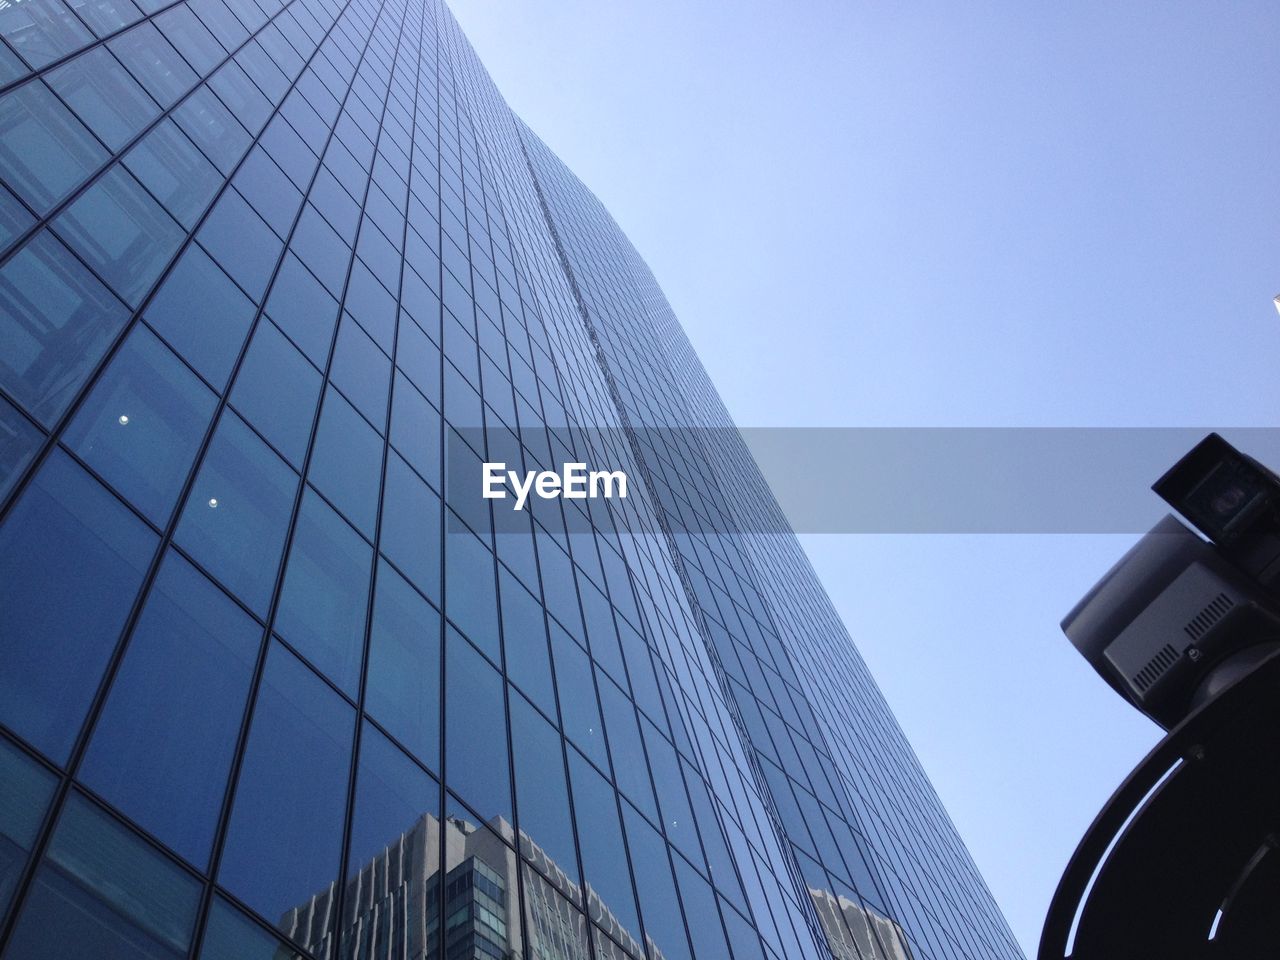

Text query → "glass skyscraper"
[0,0,1023,957]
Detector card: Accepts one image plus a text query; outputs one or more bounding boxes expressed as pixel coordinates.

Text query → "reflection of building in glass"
[281,815,660,960]
[810,888,914,960]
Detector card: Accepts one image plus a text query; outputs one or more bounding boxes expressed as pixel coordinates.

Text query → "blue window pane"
[444,628,510,821]
[109,23,197,109]
[0,81,108,214]
[257,114,317,191]
[721,901,766,960]
[330,314,390,429]
[568,750,640,941]
[379,452,441,605]
[208,61,271,134]
[196,188,283,303]
[53,166,184,307]
[344,260,395,351]
[0,451,156,763]
[63,325,215,524]
[175,411,298,615]
[0,182,34,255]
[445,529,499,662]
[0,394,41,505]
[0,39,24,84]
[229,319,321,468]
[365,560,440,772]
[230,147,302,239]
[219,642,355,936]
[343,723,437,916]
[264,254,339,367]
[642,721,699,861]
[622,805,692,960]
[79,551,259,868]
[198,898,297,960]
[153,4,222,75]
[74,0,144,35]
[499,568,555,715]
[4,794,200,959]
[44,47,159,152]
[390,373,441,487]
[553,627,608,769]
[289,204,350,297]
[672,856,731,960]
[144,244,254,390]
[173,86,249,175]
[308,388,382,537]
[122,120,221,229]
[509,693,578,890]
[395,312,441,402]
[599,678,657,821]
[275,488,372,696]
[0,0,92,70]
[0,737,58,918]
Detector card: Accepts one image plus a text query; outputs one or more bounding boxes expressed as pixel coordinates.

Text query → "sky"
[445,1,1280,953]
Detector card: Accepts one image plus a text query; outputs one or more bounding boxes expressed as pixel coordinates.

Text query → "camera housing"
[1064,434,1280,730]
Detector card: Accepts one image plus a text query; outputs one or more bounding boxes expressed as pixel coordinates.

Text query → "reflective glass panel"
[0,395,41,505]
[44,47,159,152]
[0,451,156,763]
[3,794,200,959]
[365,560,441,772]
[79,551,260,869]
[509,693,578,892]
[0,738,57,920]
[63,325,216,525]
[0,232,129,426]
[567,750,640,942]
[219,642,355,938]
[308,388,382,537]
[444,627,510,821]
[444,529,498,662]
[174,411,298,615]
[229,319,321,469]
[275,488,372,696]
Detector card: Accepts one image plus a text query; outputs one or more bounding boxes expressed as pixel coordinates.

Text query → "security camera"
[1063,434,1280,730]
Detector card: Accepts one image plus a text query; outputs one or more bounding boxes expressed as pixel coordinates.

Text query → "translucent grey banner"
[443,428,1280,534]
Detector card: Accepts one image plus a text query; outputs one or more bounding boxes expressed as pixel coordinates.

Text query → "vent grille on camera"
[1183,593,1233,641]
[1133,644,1179,692]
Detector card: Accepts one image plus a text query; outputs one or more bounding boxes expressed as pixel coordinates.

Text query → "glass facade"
[0,0,1023,957]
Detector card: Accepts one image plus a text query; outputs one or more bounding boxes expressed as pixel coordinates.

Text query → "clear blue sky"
[447,0,1280,952]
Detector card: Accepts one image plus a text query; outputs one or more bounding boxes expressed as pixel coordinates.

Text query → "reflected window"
[444,530,498,662]
[499,568,555,715]
[553,627,608,768]
[599,679,657,821]
[330,314,390,429]
[444,628,510,822]
[196,188,282,303]
[365,560,441,773]
[4,794,200,959]
[44,47,159,152]
[173,86,249,175]
[122,121,221,230]
[308,388,382,537]
[53,166,184,308]
[389,374,441,489]
[0,738,57,920]
[108,23,197,109]
[341,724,438,959]
[0,232,129,426]
[0,451,156,763]
[229,319,322,469]
[621,804,691,960]
[275,488,372,696]
[219,642,355,938]
[79,551,260,869]
[0,395,41,505]
[198,898,301,960]
[0,0,91,69]
[567,750,640,943]
[63,325,216,525]
[263,254,338,367]
[509,694,578,895]
[144,244,255,391]
[0,82,106,213]
[175,411,298,616]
